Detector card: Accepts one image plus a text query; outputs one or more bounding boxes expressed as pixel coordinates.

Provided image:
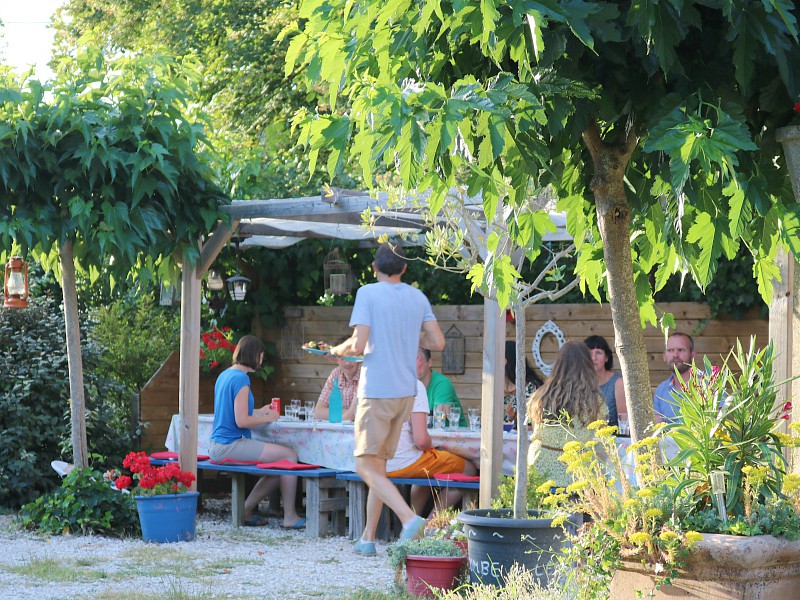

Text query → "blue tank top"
[211,368,253,444]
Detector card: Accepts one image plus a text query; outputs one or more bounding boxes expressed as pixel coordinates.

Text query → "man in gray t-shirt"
[331,243,444,553]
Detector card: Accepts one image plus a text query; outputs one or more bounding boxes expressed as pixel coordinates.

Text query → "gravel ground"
[0,499,397,600]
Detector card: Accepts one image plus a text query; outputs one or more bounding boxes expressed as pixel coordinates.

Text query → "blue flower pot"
[135,492,199,543]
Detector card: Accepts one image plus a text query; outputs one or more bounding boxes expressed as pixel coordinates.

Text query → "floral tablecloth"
[165,414,518,475]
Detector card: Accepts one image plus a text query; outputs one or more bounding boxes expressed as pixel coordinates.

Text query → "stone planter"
[609,533,800,600]
[777,125,800,200]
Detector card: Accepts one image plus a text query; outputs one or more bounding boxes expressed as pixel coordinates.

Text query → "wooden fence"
[139,302,767,450]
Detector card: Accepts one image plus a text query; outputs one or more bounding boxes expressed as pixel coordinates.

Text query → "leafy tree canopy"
[286,0,800,316]
[54,0,362,200]
[0,45,227,282]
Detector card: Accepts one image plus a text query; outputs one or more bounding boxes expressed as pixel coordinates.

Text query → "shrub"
[18,467,140,536]
[0,296,131,508]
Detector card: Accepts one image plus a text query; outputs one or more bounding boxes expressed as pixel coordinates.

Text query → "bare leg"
[410,485,432,516]
[255,442,303,527]
[360,488,384,542]
[244,475,279,519]
[356,455,416,524]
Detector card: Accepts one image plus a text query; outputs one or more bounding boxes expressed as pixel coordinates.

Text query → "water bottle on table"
[329,377,343,423]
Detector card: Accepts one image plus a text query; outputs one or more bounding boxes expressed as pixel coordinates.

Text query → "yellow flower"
[629,532,652,546]
[685,531,704,543]
[587,420,607,431]
[566,480,589,493]
[562,441,582,453]
[597,425,618,438]
[644,508,663,520]
[551,514,568,528]
[623,499,640,509]
[536,480,558,495]
[637,489,656,499]
[659,531,679,542]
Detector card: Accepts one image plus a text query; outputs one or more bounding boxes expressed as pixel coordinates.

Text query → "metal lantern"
[226,274,250,301]
[159,279,181,306]
[207,268,225,291]
[3,256,29,308]
[442,324,465,374]
[323,248,352,295]
[226,239,251,302]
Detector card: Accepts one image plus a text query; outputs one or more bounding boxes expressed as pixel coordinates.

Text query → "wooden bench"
[150,458,348,538]
[335,472,480,540]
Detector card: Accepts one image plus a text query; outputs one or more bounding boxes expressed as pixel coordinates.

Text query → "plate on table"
[302,346,329,356]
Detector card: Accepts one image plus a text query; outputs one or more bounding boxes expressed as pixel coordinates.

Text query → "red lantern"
[4,256,29,309]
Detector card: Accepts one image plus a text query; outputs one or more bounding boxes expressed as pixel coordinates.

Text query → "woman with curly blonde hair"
[527,340,606,486]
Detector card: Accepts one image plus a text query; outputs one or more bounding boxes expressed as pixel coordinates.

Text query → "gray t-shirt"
[349,281,436,398]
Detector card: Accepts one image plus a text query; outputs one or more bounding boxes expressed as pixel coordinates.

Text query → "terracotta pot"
[610,533,800,600]
[405,554,465,598]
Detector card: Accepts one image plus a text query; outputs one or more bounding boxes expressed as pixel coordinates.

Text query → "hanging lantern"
[207,268,225,291]
[226,274,250,301]
[4,256,29,309]
[159,280,182,306]
[442,324,465,374]
[323,248,352,295]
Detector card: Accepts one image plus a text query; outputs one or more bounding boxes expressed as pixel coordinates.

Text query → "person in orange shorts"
[356,379,477,551]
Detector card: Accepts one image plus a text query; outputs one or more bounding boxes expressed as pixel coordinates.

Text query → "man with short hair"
[653,332,696,423]
[417,348,467,427]
[331,243,445,553]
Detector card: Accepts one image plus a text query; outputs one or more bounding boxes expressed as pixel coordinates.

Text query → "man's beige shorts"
[354,396,415,460]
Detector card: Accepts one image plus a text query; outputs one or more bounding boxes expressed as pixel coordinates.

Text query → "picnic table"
[165,414,519,476]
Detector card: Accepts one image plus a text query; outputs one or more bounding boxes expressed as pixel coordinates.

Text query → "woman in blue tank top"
[208,335,305,529]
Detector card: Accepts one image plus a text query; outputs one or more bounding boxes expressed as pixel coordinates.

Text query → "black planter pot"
[457,508,579,588]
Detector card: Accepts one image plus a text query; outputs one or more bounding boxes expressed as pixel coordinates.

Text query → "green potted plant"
[552,337,800,599]
[387,537,466,598]
[425,507,468,553]
[111,452,199,543]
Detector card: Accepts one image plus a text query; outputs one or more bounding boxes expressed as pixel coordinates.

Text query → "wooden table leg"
[231,473,246,527]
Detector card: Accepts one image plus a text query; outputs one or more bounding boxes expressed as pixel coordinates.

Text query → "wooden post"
[178,252,202,490]
[479,297,505,507]
[60,238,88,468]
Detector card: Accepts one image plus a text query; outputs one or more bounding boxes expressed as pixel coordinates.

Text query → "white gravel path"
[0,500,397,600]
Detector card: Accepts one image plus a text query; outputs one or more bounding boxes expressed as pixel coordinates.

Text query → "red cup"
[270,398,281,414]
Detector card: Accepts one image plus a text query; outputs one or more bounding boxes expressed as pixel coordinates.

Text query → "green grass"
[3,555,109,583]
[77,577,225,600]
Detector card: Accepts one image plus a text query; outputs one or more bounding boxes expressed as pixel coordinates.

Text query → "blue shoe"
[399,516,427,541]
[353,540,377,556]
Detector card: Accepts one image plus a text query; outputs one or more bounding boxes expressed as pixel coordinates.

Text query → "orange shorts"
[388,448,466,478]
[354,396,415,460]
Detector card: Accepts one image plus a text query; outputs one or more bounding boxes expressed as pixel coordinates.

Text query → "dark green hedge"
[0,296,131,508]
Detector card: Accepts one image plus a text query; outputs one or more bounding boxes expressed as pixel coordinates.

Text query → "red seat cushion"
[433,473,480,482]
[209,459,261,465]
[256,460,322,470]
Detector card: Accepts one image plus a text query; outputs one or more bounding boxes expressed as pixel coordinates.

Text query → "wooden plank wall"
[139,302,767,450]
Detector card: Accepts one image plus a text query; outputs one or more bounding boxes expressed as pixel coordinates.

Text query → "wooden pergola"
[175,190,570,505]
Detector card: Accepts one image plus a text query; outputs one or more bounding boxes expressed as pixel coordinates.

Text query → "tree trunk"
[582,124,654,444]
[513,303,530,517]
[60,238,88,468]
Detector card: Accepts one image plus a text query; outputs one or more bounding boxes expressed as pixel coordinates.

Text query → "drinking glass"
[291,398,301,412]
[468,413,481,431]
[304,401,315,424]
[618,412,630,436]
[433,404,446,429]
[448,406,461,429]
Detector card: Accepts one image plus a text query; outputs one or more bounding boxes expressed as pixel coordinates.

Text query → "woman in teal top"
[209,335,305,529]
